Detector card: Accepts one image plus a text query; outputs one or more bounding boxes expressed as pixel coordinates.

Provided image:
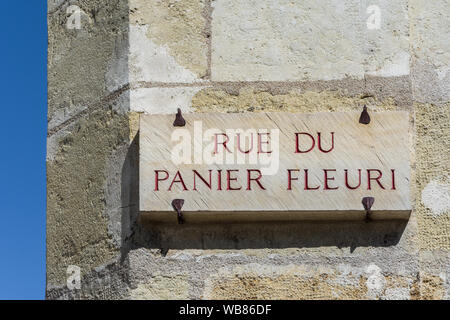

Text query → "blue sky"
[0,2,47,299]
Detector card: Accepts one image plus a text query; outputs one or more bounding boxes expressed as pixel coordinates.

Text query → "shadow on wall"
[121,135,408,255]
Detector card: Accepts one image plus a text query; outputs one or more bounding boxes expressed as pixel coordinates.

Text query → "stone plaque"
[140,111,411,222]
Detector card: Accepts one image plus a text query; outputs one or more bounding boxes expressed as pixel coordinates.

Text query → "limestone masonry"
[47,0,450,300]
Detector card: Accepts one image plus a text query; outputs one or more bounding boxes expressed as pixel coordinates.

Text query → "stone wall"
[47,0,450,299]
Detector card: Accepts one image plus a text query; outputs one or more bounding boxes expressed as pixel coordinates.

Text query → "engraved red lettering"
[391,169,396,190]
[227,170,242,191]
[217,170,222,191]
[367,169,385,190]
[168,171,188,191]
[304,169,320,190]
[317,132,335,153]
[295,133,315,153]
[287,169,300,190]
[193,170,212,191]
[345,169,362,190]
[258,133,272,154]
[247,170,266,190]
[214,133,232,154]
[236,133,254,154]
[154,170,169,191]
[324,169,339,190]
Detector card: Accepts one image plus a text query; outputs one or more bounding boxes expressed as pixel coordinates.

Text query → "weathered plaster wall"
[47,0,449,299]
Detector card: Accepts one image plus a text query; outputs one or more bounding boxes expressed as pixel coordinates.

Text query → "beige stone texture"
[130,86,207,114]
[202,264,445,300]
[410,0,450,103]
[192,87,401,113]
[413,273,446,300]
[415,103,450,250]
[48,0,129,129]
[204,264,369,300]
[129,275,190,300]
[211,0,409,81]
[129,0,209,82]
[47,106,129,285]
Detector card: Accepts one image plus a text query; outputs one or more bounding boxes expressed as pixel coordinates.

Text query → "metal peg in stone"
[362,197,375,222]
[172,199,185,225]
[173,108,186,127]
[359,105,371,125]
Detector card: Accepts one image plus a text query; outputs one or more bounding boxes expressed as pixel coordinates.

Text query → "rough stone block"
[47,104,130,286]
[130,0,209,83]
[203,264,423,300]
[129,275,190,300]
[410,0,450,103]
[130,87,207,114]
[415,103,450,250]
[211,0,409,81]
[48,0,129,128]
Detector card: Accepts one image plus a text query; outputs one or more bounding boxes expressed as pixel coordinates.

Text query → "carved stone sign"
[139,111,411,222]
